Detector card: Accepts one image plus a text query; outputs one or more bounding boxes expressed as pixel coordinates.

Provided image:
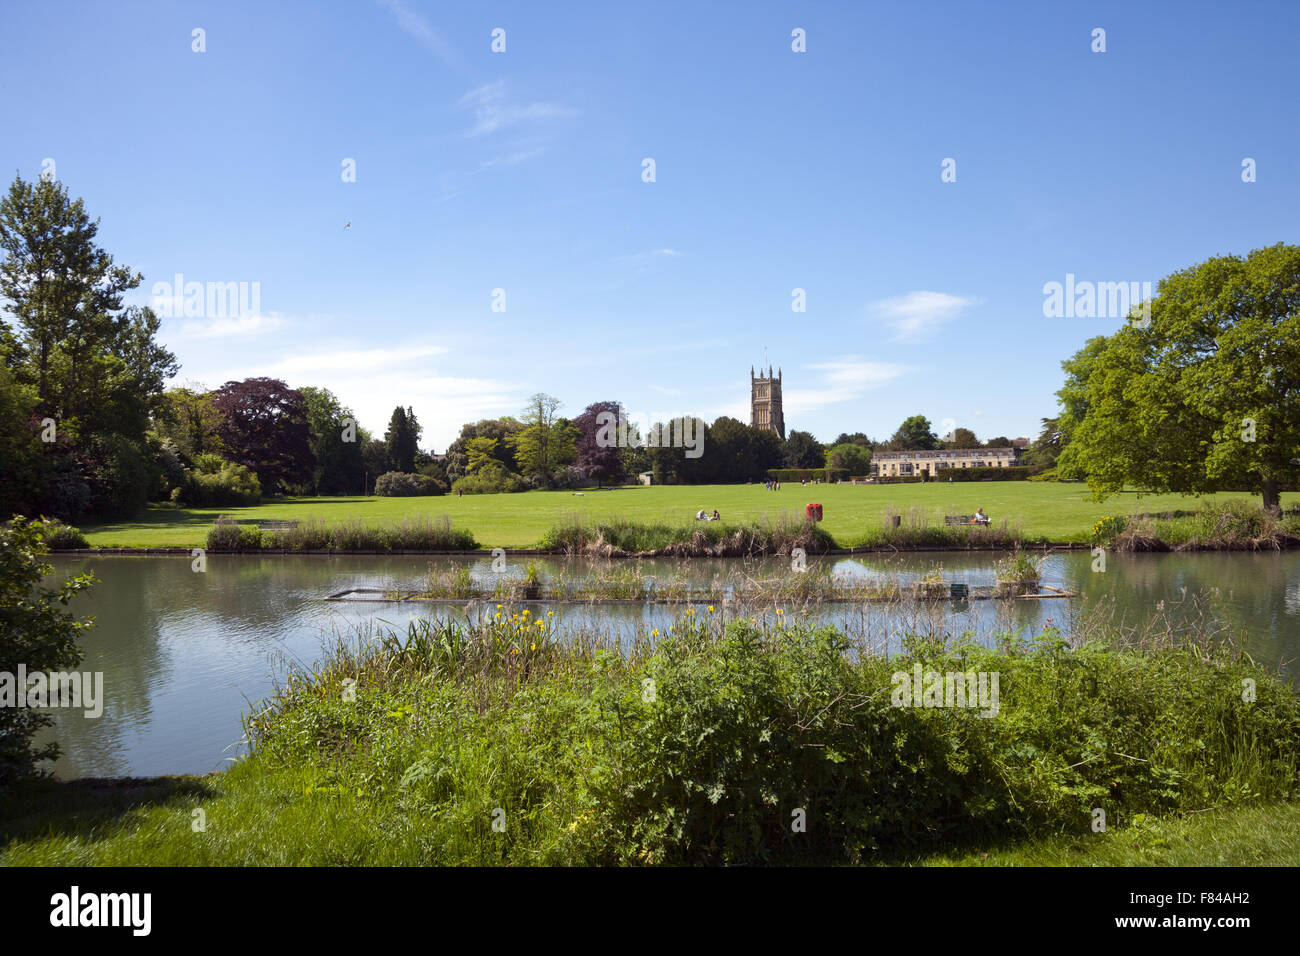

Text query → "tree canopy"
[1057,243,1300,510]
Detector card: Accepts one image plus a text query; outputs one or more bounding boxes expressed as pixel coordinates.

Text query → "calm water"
[33,551,1300,779]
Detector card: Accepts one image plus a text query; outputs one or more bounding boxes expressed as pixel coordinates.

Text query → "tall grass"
[231,606,1300,865]
[847,505,1036,549]
[538,511,834,557]
[206,515,478,552]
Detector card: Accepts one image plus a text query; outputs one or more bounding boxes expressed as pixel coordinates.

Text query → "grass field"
[4,773,1294,866]
[77,482,1295,550]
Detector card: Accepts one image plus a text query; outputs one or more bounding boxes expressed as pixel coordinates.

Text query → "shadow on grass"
[0,774,218,849]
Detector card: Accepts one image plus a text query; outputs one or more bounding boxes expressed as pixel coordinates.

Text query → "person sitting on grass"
[711,510,720,521]
[696,509,707,520]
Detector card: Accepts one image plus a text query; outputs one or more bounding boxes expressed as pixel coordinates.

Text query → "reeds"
[207,515,479,552]
[537,511,834,557]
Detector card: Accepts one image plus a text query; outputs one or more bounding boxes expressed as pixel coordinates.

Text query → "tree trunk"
[1261,476,1281,514]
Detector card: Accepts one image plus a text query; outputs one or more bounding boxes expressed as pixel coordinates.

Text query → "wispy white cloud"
[783,358,909,414]
[871,291,976,343]
[458,80,577,137]
[167,312,285,339]
[479,146,548,169]
[378,0,468,72]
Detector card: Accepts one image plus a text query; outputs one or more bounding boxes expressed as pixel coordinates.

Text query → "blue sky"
[3,0,1297,449]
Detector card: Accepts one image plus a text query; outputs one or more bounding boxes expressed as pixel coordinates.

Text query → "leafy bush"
[374,471,445,497]
[452,461,525,495]
[0,517,95,785]
[176,454,262,507]
[247,614,1300,865]
[36,518,88,550]
[205,516,262,551]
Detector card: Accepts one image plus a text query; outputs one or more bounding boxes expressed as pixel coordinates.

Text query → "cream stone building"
[871,447,1021,477]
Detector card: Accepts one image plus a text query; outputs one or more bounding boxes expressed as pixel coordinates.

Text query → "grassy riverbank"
[3,612,1297,866]
[72,483,1298,550]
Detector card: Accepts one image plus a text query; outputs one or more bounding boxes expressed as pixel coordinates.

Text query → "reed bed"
[848,505,1038,549]
[537,511,835,557]
[206,515,479,552]
[404,558,1048,605]
[1102,500,1298,552]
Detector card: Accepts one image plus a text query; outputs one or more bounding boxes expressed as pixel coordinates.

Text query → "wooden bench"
[944,515,991,526]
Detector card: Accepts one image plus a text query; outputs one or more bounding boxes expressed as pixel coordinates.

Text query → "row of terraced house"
[870,442,1027,478]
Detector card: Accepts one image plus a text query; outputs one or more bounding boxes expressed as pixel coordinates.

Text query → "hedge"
[764,468,848,483]
[374,471,445,497]
[933,466,1038,482]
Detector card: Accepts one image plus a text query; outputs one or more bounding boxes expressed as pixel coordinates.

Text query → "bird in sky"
[344,221,351,230]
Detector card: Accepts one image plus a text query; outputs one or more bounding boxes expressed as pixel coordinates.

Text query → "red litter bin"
[805,503,823,522]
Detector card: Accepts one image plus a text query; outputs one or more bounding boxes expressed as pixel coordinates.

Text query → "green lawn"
[78,482,1295,550]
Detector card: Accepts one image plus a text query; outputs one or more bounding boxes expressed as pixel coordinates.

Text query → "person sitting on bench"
[973,507,990,525]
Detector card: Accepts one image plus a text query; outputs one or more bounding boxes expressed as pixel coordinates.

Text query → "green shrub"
[177,455,262,507]
[247,615,1300,865]
[36,518,88,550]
[374,472,445,497]
[452,461,525,495]
[206,517,262,551]
[0,517,95,784]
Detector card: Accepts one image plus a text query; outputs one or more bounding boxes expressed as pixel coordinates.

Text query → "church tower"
[750,365,785,440]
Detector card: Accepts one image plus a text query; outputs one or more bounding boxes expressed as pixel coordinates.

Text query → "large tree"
[383,405,421,474]
[212,378,315,494]
[444,417,525,480]
[155,385,225,459]
[940,427,981,448]
[1057,243,1300,511]
[574,400,625,487]
[0,174,177,519]
[783,429,825,469]
[302,386,365,495]
[887,415,939,450]
[826,442,872,475]
[508,393,575,484]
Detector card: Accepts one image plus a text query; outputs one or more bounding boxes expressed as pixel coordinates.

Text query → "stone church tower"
[750,365,785,440]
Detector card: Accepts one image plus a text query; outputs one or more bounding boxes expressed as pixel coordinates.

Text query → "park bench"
[257,520,300,531]
[944,515,991,526]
